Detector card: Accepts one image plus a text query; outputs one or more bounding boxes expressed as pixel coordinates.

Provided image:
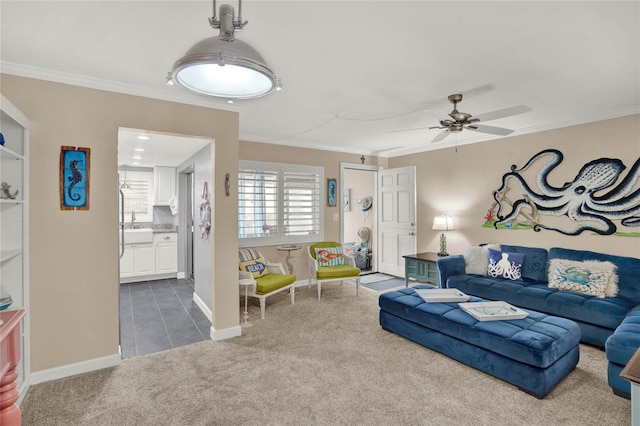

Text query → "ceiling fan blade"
[466,124,514,136]
[387,125,431,134]
[431,129,451,143]
[471,105,532,123]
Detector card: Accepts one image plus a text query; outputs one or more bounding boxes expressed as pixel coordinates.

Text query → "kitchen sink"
[123,228,153,244]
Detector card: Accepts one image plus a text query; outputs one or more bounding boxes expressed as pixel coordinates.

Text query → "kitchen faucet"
[131,210,136,224]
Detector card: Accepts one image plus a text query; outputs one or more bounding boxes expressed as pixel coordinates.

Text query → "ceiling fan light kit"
[169,0,280,100]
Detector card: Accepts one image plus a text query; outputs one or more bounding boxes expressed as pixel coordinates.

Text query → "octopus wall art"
[483,149,640,236]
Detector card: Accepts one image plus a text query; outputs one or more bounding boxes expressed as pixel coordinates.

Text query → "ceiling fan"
[391,94,532,143]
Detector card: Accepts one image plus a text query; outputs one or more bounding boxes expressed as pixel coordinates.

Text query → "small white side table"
[239,279,255,327]
[276,245,302,274]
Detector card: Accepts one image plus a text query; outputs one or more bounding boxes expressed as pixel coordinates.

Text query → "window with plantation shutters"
[239,161,324,246]
[238,167,278,239]
[283,170,321,236]
[119,169,154,222]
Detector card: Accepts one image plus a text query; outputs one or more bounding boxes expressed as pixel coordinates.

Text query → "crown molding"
[0,61,237,112]
[2,61,638,159]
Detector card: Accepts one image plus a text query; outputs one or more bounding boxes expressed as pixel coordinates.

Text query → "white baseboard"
[294,279,310,288]
[210,325,241,341]
[193,292,212,321]
[177,271,186,279]
[120,272,177,284]
[30,353,121,385]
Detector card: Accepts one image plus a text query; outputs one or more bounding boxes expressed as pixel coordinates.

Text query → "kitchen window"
[239,161,323,246]
[119,169,154,223]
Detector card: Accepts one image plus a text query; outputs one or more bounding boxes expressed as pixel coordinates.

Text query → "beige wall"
[2,72,638,376]
[343,168,375,245]
[389,114,640,259]
[1,75,239,372]
[239,141,386,278]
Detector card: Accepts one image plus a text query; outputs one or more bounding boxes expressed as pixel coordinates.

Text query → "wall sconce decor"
[60,146,90,210]
[432,215,455,257]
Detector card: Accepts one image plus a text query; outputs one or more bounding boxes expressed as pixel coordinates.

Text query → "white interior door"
[377,166,416,277]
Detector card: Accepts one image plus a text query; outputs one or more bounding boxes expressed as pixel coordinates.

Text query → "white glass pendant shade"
[172,37,276,99]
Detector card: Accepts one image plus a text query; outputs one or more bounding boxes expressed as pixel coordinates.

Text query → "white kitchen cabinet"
[119,245,134,278]
[133,244,156,275]
[119,243,156,282]
[154,166,176,206]
[120,232,178,283]
[155,232,178,274]
[0,94,30,401]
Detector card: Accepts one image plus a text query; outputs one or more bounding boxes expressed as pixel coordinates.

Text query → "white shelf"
[0,249,22,263]
[0,94,30,399]
[0,145,24,161]
[0,199,24,205]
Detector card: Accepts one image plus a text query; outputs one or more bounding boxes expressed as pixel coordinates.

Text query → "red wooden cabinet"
[0,309,26,426]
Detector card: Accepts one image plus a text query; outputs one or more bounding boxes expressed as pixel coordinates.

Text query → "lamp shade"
[432,215,455,231]
[171,37,277,99]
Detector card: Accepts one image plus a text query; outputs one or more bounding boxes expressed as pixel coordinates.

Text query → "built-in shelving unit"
[0,94,30,401]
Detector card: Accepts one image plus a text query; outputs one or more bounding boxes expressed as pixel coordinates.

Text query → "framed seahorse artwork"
[59,146,90,210]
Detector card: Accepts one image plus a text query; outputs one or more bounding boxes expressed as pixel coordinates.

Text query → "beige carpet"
[22,283,630,425]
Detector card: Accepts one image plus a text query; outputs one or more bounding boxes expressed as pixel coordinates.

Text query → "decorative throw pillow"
[548,259,618,298]
[239,257,270,279]
[315,246,345,267]
[463,244,501,275]
[486,248,525,281]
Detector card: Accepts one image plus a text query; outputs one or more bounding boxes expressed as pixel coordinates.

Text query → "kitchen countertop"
[123,224,177,233]
[153,228,177,233]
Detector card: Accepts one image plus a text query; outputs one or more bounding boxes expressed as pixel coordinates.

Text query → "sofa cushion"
[487,249,525,280]
[255,273,296,294]
[317,264,360,279]
[549,248,640,303]
[315,246,345,266]
[501,245,549,282]
[239,257,270,278]
[447,274,632,331]
[548,259,618,298]
[606,306,640,366]
[463,244,501,275]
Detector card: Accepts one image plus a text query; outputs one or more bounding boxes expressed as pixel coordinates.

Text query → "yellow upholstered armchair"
[238,248,296,319]
[308,242,361,300]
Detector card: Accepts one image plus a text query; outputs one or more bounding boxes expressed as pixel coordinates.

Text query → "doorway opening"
[117,127,210,358]
[340,163,381,274]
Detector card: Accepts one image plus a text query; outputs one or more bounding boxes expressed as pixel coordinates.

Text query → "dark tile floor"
[119,278,211,359]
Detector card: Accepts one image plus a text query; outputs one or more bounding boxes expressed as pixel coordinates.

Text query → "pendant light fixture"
[120,165,131,190]
[168,0,281,100]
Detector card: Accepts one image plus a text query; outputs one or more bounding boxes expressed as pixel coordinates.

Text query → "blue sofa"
[437,245,640,398]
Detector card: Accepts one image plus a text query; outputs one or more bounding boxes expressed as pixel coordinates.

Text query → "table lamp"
[432,215,455,257]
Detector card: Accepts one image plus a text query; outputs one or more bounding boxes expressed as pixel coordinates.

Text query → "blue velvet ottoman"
[379,286,581,398]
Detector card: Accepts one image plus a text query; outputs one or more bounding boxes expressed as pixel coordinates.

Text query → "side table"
[239,279,255,327]
[403,252,440,287]
[276,245,302,274]
[0,309,26,426]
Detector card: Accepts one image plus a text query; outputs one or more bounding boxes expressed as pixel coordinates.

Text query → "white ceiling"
[1,1,639,159]
[117,128,210,167]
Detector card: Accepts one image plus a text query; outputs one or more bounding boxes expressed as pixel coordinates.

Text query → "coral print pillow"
[486,249,525,281]
[315,247,345,267]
